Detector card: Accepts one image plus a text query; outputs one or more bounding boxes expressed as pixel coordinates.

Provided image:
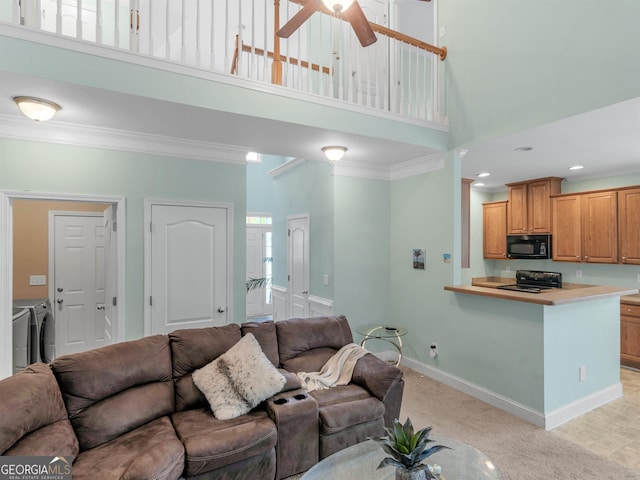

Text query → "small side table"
[356,324,407,366]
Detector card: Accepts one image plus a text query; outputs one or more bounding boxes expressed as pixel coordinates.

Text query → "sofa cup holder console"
[267,389,318,479]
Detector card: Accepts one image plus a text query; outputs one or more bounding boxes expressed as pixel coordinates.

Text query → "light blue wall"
[544,298,620,413]
[440,0,640,148]
[333,176,391,330]
[246,155,286,213]
[389,160,456,362]
[272,161,334,299]
[0,139,247,339]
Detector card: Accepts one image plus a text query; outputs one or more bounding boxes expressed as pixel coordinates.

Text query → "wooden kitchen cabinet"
[552,190,618,263]
[618,188,640,265]
[483,201,507,259]
[621,300,640,369]
[552,194,582,262]
[507,177,562,234]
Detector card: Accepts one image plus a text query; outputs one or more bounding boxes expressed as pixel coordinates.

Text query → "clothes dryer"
[12,307,31,374]
[13,298,56,363]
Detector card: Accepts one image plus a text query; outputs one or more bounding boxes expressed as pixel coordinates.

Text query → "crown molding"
[0,114,247,164]
[267,158,308,177]
[390,152,446,180]
[332,151,446,181]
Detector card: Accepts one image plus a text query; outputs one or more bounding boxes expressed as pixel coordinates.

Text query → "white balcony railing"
[2,0,447,123]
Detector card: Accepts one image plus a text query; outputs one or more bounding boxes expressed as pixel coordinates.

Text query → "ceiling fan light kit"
[277,0,377,47]
[322,0,354,13]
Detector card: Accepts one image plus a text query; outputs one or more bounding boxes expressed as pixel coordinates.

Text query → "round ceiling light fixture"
[477,172,491,178]
[322,146,347,162]
[568,165,584,171]
[14,96,61,122]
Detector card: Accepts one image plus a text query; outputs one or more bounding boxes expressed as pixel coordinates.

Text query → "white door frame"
[143,199,234,336]
[0,191,126,380]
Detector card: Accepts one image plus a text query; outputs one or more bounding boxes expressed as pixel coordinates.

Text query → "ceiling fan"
[277,0,377,47]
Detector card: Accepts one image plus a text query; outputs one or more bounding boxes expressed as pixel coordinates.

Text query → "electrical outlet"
[579,366,586,381]
[637,273,640,283]
[429,343,438,358]
[505,266,511,273]
[576,270,582,278]
[323,274,329,286]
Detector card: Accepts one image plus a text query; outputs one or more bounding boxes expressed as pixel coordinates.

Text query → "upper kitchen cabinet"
[483,201,508,259]
[618,187,640,265]
[506,177,562,234]
[552,190,618,263]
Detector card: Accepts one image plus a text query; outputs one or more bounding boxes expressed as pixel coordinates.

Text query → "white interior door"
[148,203,229,335]
[102,206,117,344]
[288,215,310,318]
[53,213,106,356]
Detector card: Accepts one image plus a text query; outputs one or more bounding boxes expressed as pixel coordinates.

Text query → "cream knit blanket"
[296,343,369,392]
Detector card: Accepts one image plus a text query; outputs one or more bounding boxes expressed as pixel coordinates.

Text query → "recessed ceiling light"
[458,149,469,158]
[568,165,584,170]
[474,182,485,187]
[477,172,490,178]
[515,146,533,152]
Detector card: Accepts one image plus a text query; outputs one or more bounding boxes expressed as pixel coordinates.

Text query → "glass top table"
[356,324,408,366]
[300,438,503,480]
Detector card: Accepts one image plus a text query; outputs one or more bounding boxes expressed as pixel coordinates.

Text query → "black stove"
[497,270,562,294]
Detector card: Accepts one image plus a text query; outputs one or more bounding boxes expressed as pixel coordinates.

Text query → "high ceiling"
[1,70,638,188]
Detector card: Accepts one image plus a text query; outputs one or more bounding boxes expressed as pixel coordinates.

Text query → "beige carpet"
[285,366,640,480]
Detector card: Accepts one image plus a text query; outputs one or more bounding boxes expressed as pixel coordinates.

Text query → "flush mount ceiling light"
[322,146,347,162]
[14,96,61,122]
[568,165,584,170]
[322,0,355,13]
[477,172,491,178]
[515,146,533,152]
[474,182,485,187]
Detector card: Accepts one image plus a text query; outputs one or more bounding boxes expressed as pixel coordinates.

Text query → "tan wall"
[13,200,110,300]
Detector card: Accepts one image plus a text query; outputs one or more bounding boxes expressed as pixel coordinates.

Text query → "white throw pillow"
[192,333,286,420]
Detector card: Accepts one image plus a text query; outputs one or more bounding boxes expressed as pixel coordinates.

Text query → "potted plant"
[371,418,450,480]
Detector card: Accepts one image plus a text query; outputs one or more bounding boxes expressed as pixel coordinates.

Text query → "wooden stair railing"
[231,35,333,77]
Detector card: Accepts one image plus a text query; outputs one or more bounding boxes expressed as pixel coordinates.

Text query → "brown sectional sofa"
[0,315,404,480]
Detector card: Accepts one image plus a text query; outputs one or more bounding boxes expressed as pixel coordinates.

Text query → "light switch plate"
[29,275,46,286]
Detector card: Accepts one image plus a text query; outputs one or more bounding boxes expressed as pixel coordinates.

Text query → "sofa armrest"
[279,369,303,392]
[351,353,403,401]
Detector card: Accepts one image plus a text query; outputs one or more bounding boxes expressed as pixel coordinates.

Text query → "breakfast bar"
[444,274,638,430]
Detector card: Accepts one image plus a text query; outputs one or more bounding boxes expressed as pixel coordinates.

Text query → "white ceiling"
[459,97,640,191]
[1,70,639,187]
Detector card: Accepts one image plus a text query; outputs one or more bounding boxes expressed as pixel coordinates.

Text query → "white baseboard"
[544,383,622,430]
[400,356,622,430]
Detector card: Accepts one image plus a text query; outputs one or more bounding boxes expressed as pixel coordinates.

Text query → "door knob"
[56,298,63,304]
[97,304,105,310]
[217,307,226,313]
[57,287,63,292]
[302,290,309,294]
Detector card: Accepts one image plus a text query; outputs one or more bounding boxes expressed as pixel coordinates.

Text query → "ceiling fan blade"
[342,1,377,47]
[277,0,321,38]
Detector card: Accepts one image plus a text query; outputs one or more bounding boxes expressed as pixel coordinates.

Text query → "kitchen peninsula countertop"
[444,277,638,305]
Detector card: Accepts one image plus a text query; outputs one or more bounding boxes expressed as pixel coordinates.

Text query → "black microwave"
[506,234,551,259]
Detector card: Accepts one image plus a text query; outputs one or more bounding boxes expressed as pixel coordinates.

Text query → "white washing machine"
[12,307,31,374]
[13,298,55,364]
